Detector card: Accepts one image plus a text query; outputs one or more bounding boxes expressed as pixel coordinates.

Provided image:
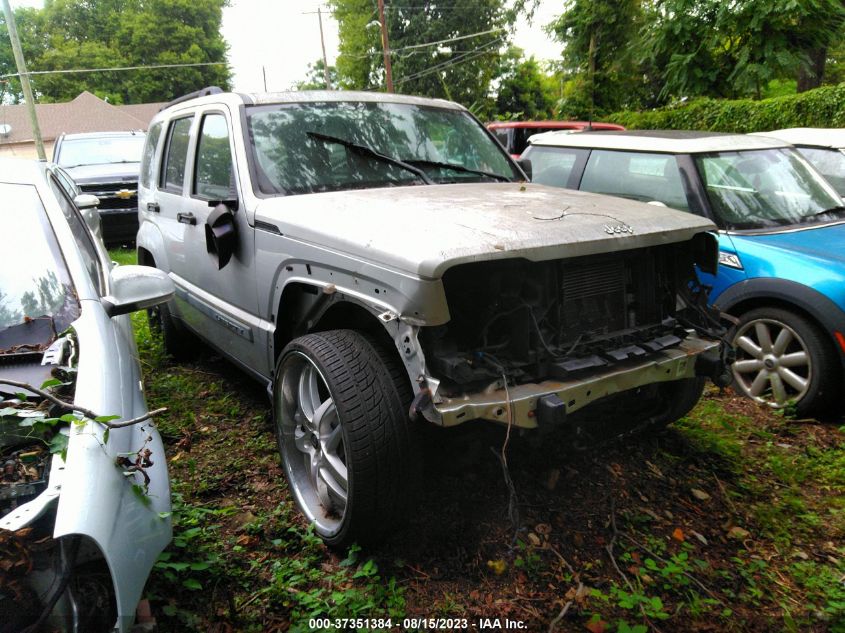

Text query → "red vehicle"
[486,120,625,158]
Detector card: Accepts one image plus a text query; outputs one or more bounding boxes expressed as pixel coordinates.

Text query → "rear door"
[155,115,195,285]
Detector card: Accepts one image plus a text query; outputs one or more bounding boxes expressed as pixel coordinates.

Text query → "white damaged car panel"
[0,158,173,633]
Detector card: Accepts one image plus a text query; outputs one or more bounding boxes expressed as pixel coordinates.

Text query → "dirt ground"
[141,338,844,633]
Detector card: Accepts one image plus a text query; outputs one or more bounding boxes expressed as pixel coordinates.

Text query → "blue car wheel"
[730,307,838,415]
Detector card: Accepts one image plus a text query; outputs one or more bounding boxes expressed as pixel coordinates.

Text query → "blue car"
[522,130,845,415]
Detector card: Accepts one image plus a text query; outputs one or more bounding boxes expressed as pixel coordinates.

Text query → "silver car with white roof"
[138,89,729,547]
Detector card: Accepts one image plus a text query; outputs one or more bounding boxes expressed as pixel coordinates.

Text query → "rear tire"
[148,301,197,361]
[273,329,415,547]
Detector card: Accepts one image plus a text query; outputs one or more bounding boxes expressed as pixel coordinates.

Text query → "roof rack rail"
[160,86,224,111]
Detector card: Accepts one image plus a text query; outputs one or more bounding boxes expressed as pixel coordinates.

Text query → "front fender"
[54,301,171,633]
[714,277,845,369]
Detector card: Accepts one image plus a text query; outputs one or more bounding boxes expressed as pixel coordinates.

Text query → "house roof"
[0,91,165,145]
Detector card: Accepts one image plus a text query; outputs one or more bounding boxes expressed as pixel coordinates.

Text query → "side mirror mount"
[73,193,100,210]
[516,158,532,181]
[101,265,175,317]
[206,201,238,270]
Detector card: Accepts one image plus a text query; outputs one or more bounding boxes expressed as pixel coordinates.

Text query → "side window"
[49,177,103,293]
[193,113,235,200]
[492,128,510,150]
[581,150,690,211]
[528,146,588,188]
[160,117,193,193]
[140,121,163,188]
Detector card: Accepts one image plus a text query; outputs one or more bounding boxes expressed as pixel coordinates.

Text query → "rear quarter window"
[140,121,164,189]
[160,117,193,193]
[527,146,588,188]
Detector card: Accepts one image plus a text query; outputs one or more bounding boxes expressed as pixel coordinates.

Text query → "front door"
[176,109,262,375]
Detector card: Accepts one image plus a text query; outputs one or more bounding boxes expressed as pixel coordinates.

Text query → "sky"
[11,0,564,93]
[222,1,564,92]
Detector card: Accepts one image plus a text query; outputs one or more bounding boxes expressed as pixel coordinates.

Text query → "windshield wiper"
[306,132,434,185]
[402,158,511,183]
[64,160,138,168]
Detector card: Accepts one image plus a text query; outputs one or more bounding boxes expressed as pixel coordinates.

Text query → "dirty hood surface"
[255,183,716,278]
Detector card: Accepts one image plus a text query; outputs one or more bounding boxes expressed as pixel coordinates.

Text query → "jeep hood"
[255,183,716,278]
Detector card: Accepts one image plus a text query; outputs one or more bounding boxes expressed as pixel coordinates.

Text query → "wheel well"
[137,247,154,267]
[273,287,409,388]
[726,297,824,333]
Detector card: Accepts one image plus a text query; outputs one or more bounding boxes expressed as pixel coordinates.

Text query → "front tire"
[729,307,838,416]
[273,329,414,547]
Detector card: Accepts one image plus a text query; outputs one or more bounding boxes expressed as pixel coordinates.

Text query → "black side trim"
[255,220,282,235]
[715,278,845,366]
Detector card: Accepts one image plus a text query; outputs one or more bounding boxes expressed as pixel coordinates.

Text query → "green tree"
[648,0,845,100]
[330,0,512,108]
[493,47,555,119]
[295,59,338,91]
[549,0,644,117]
[1,0,231,104]
[0,7,46,103]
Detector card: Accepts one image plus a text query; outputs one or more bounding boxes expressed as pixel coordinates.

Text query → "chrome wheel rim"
[732,318,811,408]
[275,352,348,537]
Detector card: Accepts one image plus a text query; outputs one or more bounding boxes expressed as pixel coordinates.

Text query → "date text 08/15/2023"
[307,617,528,630]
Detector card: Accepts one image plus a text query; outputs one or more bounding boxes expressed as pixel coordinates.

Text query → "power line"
[394,27,504,51]
[0,61,228,80]
[395,37,504,85]
[339,27,508,59]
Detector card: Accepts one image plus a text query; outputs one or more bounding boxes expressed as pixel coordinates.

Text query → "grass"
[112,248,845,632]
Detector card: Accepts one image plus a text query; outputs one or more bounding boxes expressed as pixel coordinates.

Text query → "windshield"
[56,134,145,168]
[795,146,845,196]
[246,101,519,195]
[694,148,844,230]
[0,184,79,350]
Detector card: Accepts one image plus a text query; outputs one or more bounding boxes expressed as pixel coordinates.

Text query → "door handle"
[177,212,196,225]
[147,202,160,213]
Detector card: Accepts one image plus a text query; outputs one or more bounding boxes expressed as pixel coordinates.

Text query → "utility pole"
[2,0,45,159]
[377,0,394,93]
[317,7,331,90]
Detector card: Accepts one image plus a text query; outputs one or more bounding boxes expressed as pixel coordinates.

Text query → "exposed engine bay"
[422,239,723,395]
[0,331,116,633]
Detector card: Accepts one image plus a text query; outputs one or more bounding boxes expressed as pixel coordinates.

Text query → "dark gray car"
[53,131,146,246]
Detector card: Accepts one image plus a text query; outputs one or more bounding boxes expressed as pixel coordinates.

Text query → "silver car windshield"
[694,148,844,230]
[0,184,79,348]
[246,101,519,195]
[56,135,145,168]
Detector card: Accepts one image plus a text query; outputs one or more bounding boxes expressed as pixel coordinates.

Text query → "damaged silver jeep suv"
[137,88,729,547]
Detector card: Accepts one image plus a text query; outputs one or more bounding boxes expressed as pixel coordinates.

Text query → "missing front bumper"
[432,336,721,429]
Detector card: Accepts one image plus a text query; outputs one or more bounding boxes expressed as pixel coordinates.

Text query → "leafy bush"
[608,83,845,132]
